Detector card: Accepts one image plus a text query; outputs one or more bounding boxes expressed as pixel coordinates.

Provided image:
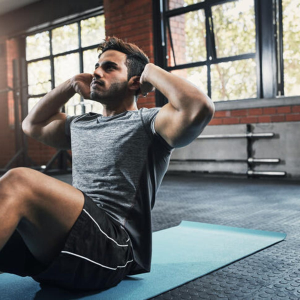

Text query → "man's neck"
[101,101,138,117]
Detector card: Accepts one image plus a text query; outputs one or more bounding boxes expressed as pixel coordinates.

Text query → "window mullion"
[276,0,284,96]
[49,30,55,90]
[207,7,217,60]
[78,21,83,73]
[205,7,212,98]
[166,18,177,66]
[78,20,85,114]
[257,0,277,98]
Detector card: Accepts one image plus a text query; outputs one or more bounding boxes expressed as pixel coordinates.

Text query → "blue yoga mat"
[0,221,286,300]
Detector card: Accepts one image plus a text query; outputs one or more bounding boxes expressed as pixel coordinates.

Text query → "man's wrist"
[141,63,155,84]
[67,78,77,95]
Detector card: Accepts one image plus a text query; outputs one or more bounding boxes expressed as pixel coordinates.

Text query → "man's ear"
[128,76,141,93]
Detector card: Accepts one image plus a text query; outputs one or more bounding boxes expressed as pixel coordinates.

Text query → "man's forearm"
[24,79,75,125]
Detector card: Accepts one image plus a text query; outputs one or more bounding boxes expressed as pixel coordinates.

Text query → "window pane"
[171,66,207,94]
[65,94,82,116]
[54,53,80,86]
[212,0,256,58]
[168,10,206,66]
[168,0,204,10]
[28,98,40,113]
[81,15,105,48]
[27,60,51,95]
[26,32,50,61]
[52,23,79,55]
[282,0,300,96]
[211,59,256,101]
[83,49,98,73]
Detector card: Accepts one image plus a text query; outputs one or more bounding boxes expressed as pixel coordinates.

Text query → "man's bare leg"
[0,167,84,265]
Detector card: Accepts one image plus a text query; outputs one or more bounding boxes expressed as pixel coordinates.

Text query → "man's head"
[97,37,149,96]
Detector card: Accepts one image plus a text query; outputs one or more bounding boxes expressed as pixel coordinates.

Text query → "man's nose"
[93,67,103,78]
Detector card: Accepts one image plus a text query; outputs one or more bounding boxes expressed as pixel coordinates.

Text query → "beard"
[90,80,128,104]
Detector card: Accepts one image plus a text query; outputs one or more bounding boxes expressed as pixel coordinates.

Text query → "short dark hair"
[97,37,149,95]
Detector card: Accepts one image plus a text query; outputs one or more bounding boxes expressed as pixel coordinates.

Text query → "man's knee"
[0,168,32,208]
[1,168,29,188]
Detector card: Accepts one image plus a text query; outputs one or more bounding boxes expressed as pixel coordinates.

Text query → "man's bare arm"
[22,74,92,149]
[140,63,215,148]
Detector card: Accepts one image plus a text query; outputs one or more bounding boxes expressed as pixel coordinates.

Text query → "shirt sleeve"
[65,115,78,137]
[140,108,174,151]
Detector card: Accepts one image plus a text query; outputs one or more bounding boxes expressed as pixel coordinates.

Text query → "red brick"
[276,106,291,114]
[258,116,271,123]
[209,118,223,125]
[223,117,240,124]
[286,114,300,122]
[292,105,300,113]
[230,109,248,117]
[240,116,258,124]
[249,108,263,116]
[263,107,276,115]
[271,115,285,122]
[214,111,230,118]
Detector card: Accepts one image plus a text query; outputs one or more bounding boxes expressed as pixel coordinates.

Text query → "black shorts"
[0,192,134,291]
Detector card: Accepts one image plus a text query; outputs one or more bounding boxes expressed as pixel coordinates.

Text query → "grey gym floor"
[53,172,300,300]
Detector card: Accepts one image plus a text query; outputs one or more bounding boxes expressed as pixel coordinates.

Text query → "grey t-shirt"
[65,107,173,274]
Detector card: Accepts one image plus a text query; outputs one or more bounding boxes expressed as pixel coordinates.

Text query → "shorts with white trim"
[31,191,134,291]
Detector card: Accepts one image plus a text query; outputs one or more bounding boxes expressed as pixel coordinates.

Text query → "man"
[0,37,214,291]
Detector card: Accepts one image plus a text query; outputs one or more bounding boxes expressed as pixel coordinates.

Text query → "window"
[156,0,300,103]
[26,14,105,116]
[279,0,300,96]
[165,0,256,102]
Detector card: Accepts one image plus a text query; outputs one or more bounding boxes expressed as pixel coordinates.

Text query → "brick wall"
[0,37,57,168]
[103,0,155,109]
[0,37,16,168]
[210,105,300,125]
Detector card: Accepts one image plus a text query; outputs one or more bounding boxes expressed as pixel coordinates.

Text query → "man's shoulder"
[138,107,160,119]
[139,107,160,113]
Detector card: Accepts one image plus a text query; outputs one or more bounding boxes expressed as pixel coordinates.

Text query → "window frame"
[153,0,300,108]
[25,9,104,115]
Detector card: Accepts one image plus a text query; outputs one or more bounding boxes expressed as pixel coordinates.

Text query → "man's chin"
[90,91,97,100]
[90,91,104,101]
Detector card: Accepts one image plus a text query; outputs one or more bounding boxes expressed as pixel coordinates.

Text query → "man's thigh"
[2,167,84,265]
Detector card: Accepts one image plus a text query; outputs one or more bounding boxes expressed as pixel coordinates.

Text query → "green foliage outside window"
[282,0,300,96]
[52,23,79,55]
[211,59,256,101]
[26,32,50,61]
[212,0,256,58]
[81,15,105,48]
[27,60,51,95]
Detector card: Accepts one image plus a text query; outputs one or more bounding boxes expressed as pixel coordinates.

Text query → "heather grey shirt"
[65,108,173,274]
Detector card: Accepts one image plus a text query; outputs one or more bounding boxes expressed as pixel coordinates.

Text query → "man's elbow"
[203,97,215,119]
[192,96,215,126]
[22,119,39,139]
[22,119,31,136]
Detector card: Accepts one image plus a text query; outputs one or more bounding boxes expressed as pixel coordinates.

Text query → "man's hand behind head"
[139,64,154,97]
[71,73,93,99]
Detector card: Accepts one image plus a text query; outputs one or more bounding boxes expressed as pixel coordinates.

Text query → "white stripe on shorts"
[83,209,128,247]
[61,251,133,271]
